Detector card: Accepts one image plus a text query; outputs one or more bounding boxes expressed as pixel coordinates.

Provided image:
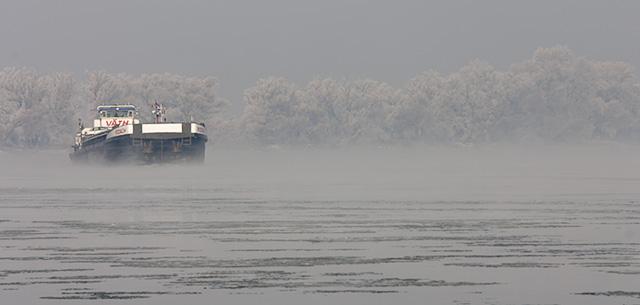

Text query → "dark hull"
[70,133,207,164]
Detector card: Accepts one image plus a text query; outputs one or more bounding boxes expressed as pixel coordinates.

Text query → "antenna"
[152,100,166,123]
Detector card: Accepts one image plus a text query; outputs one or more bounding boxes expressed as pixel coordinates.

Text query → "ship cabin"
[94,105,140,128]
[97,105,137,118]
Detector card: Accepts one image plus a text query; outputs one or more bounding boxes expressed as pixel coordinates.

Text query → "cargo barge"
[70,103,207,164]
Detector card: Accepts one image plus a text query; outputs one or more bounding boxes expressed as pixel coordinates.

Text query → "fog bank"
[2,144,639,202]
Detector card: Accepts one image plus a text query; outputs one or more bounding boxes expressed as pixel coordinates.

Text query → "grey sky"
[1,0,639,107]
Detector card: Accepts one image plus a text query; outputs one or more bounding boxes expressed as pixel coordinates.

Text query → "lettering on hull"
[103,119,131,128]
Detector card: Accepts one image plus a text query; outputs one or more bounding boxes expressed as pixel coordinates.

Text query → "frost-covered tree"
[388,71,444,143]
[0,69,83,147]
[39,73,82,146]
[296,78,343,144]
[241,77,304,145]
[127,73,227,123]
[2,46,640,148]
[240,77,398,146]
[333,79,396,144]
[233,47,640,146]
[506,47,593,140]
[0,69,228,148]
[590,61,640,140]
[85,71,129,105]
[0,68,48,146]
[501,47,640,142]
[447,60,508,143]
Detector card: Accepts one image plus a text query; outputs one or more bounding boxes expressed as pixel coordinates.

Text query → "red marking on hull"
[105,119,130,127]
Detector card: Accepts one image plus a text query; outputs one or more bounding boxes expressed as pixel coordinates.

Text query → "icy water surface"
[1,147,639,304]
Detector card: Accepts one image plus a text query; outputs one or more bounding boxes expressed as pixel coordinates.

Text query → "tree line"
[1,47,639,148]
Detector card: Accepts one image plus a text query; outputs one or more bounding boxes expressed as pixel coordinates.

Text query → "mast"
[152,101,166,123]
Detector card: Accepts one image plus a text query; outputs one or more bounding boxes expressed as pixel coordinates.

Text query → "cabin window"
[98,107,135,117]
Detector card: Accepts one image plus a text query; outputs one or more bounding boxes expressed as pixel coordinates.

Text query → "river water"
[1,146,639,304]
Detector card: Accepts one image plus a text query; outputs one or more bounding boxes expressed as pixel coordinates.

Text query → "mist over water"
[4,145,640,200]
[1,146,639,304]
